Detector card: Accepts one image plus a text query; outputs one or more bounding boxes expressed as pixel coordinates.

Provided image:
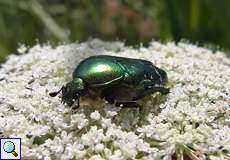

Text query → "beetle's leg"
[148,86,170,95]
[133,85,170,101]
[105,96,115,104]
[72,93,80,109]
[140,79,170,94]
[72,99,80,110]
[115,101,140,108]
[100,88,116,104]
[72,104,79,110]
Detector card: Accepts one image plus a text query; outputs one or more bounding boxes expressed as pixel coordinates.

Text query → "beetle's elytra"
[49,55,170,108]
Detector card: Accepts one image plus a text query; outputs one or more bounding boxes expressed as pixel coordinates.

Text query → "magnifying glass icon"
[3,141,18,157]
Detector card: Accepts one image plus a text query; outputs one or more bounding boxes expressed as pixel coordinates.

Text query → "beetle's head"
[49,78,85,108]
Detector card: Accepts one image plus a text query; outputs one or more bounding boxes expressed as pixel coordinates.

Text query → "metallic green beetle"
[49,55,169,108]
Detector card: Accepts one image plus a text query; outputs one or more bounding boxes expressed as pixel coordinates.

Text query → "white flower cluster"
[0,39,229,160]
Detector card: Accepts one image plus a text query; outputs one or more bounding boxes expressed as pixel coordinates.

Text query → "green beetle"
[50,55,169,108]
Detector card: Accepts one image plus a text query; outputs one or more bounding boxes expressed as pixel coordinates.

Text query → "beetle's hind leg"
[104,95,140,108]
[149,86,170,95]
[102,93,140,108]
[115,101,140,108]
[133,85,170,101]
[102,90,140,108]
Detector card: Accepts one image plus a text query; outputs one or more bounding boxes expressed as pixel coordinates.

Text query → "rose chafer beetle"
[50,55,169,108]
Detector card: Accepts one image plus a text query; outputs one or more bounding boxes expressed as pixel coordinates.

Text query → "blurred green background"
[0,0,230,62]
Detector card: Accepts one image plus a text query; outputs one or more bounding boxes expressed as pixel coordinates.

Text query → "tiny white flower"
[17,44,28,54]
[94,143,105,152]
[89,154,104,160]
[75,150,87,159]
[120,145,137,159]
[90,111,101,120]
[81,126,105,147]
[109,150,124,160]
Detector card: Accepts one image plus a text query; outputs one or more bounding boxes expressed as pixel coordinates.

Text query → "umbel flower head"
[0,39,229,160]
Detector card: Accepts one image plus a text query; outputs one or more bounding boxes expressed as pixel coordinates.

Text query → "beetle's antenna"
[49,86,63,97]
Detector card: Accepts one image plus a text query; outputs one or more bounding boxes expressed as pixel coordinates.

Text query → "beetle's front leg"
[71,100,80,110]
[72,94,80,109]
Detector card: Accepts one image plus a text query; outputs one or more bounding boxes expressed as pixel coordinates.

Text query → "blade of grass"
[0,0,70,42]
[30,0,69,42]
[82,0,101,30]
[190,0,199,32]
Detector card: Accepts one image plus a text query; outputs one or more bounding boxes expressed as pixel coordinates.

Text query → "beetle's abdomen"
[73,57,124,87]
